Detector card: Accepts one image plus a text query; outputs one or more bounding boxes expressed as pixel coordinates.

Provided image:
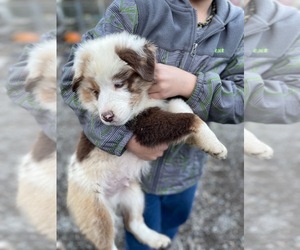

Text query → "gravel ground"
[244,123,300,250]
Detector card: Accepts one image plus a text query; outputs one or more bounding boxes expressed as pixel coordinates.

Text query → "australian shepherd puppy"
[16,39,57,243]
[68,32,228,250]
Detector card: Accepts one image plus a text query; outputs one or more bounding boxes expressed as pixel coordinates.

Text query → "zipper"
[190,27,225,58]
[150,148,170,193]
[190,43,198,57]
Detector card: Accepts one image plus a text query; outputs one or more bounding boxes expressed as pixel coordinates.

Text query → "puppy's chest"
[104,152,149,197]
[104,175,131,197]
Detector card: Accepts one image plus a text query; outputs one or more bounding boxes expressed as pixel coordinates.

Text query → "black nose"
[101,111,114,122]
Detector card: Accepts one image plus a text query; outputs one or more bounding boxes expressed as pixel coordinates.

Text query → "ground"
[244,123,300,250]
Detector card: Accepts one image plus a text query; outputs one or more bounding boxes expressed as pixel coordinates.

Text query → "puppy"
[68,32,227,250]
[16,39,57,242]
[244,128,274,159]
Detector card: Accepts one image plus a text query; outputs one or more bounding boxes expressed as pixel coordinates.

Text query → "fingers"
[148,63,166,100]
[148,84,160,94]
[148,84,168,99]
[157,143,168,151]
[126,136,169,161]
[148,92,163,99]
[145,144,168,161]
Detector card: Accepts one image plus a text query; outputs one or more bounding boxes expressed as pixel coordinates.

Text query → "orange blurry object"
[12,32,40,43]
[64,31,82,43]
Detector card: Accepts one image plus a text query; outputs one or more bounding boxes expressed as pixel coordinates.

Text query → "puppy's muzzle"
[101,111,114,123]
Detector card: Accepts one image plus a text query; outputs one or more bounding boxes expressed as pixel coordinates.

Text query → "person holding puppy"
[61,0,244,248]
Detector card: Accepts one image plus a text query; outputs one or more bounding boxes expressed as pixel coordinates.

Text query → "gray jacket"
[245,0,300,123]
[60,0,244,194]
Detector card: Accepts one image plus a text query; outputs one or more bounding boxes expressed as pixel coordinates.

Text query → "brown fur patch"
[31,132,56,162]
[113,69,151,95]
[112,68,135,82]
[190,116,202,132]
[67,181,114,250]
[115,43,155,82]
[76,132,96,162]
[39,87,56,104]
[126,107,201,147]
[73,76,100,101]
[72,75,84,92]
[25,76,43,92]
[80,88,95,103]
[86,77,100,98]
[126,73,147,94]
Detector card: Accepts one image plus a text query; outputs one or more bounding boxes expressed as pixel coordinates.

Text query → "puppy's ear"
[72,75,83,92]
[72,49,90,92]
[115,42,156,82]
[25,76,42,92]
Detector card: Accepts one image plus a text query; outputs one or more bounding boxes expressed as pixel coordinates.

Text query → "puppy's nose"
[101,111,114,123]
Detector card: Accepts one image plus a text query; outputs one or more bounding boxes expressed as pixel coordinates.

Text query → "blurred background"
[0,1,55,249]
[244,0,300,249]
[1,0,299,250]
[1,0,243,250]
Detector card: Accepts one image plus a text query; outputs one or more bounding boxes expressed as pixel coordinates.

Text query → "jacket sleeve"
[6,33,56,142]
[60,0,138,156]
[186,40,244,124]
[244,36,300,124]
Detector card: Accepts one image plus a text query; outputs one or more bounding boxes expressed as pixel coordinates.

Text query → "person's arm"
[6,32,56,142]
[245,36,300,124]
[186,40,244,124]
[60,0,168,158]
[149,40,244,124]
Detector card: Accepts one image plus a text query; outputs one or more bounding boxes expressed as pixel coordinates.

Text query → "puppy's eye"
[92,90,99,96]
[114,82,125,89]
[88,88,99,97]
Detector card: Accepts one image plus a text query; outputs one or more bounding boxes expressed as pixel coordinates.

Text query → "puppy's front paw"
[244,129,274,160]
[210,143,228,160]
[146,233,171,249]
[249,144,274,160]
[192,123,228,160]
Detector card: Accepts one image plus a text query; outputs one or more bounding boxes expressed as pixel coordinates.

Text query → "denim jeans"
[125,184,198,250]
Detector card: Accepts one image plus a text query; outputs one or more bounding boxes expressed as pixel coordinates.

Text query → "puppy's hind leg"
[67,181,116,250]
[167,99,227,159]
[120,182,171,249]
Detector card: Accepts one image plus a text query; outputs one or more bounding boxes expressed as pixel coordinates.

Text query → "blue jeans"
[125,184,198,250]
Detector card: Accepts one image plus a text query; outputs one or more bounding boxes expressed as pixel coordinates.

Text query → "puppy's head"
[72,32,156,126]
[25,39,57,113]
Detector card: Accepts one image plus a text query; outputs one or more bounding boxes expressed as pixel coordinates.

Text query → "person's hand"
[126,136,168,161]
[148,63,197,99]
